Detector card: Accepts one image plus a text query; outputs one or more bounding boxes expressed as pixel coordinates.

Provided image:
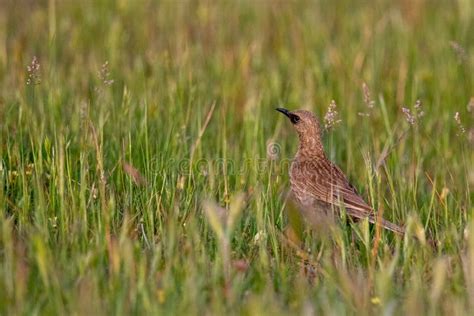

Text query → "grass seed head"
[99,61,114,86]
[362,82,375,109]
[26,56,41,85]
[402,100,424,125]
[454,112,465,135]
[324,100,341,130]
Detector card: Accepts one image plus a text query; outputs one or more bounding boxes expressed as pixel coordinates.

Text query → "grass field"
[0,0,473,314]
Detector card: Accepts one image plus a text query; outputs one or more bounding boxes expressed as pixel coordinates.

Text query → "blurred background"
[0,0,473,314]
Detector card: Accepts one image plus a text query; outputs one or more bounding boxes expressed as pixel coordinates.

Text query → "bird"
[276,108,405,235]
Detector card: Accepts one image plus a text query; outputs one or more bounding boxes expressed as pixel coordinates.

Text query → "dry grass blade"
[190,101,217,162]
[202,199,226,240]
[376,128,409,170]
[123,162,147,186]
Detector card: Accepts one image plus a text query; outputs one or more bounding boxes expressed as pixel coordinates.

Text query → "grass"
[0,0,473,314]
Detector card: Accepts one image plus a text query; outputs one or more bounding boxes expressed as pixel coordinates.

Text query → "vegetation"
[0,0,473,314]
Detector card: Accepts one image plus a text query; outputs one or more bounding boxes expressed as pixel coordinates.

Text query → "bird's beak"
[276,107,291,118]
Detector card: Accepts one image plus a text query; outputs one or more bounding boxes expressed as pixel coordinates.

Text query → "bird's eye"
[290,115,300,124]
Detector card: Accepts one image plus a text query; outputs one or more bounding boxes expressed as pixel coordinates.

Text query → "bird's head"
[276,108,321,136]
[276,108,324,155]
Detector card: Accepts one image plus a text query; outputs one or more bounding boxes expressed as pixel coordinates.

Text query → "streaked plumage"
[277,108,404,235]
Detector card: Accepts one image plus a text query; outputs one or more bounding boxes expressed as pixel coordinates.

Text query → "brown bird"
[277,108,405,235]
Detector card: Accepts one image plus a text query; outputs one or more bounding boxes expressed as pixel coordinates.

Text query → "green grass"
[0,0,473,314]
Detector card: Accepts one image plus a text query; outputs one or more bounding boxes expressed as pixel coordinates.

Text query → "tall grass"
[0,0,473,314]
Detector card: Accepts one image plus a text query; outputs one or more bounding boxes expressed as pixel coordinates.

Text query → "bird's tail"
[345,208,405,235]
[369,216,405,236]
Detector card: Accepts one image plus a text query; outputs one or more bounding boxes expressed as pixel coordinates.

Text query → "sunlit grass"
[0,0,473,314]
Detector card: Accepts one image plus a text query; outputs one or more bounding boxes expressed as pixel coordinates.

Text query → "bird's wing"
[291,159,405,235]
[292,160,374,219]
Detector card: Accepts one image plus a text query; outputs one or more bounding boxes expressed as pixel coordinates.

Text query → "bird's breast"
[289,161,313,206]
